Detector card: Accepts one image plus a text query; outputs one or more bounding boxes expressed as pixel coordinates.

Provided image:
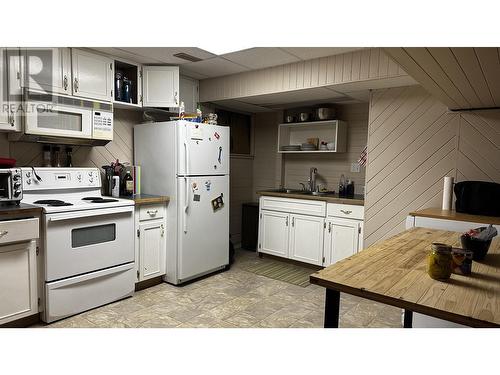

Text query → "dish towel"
[358,145,367,167]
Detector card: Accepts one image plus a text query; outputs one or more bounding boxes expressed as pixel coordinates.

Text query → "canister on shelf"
[427,242,452,280]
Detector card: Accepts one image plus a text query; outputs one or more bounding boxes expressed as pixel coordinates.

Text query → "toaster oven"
[0,168,23,204]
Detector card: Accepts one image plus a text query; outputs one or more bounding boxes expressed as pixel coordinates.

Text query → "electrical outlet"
[350,162,361,173]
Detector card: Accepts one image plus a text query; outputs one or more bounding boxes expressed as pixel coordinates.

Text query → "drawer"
[260,196,326,217]
[138,204,165,221]
[0,218,39,245]
[327,203,364,220]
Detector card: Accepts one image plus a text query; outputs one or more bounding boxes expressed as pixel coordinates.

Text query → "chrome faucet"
[309,167,318,192]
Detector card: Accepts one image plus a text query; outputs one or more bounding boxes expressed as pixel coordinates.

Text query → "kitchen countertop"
[0,203,42,217]
[257,190,364,206]
[121,194,170,205]
[410,207,500,225]
[310,227,500,328]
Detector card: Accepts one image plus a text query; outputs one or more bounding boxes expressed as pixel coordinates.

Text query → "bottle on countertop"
[345,179,355,198]
[339,174,346,197]
[42,145,51,167]
[123,171,134,196]
[179,101,185,119]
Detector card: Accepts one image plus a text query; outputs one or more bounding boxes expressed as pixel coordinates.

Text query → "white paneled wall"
[364,85,500,247]
[251,104,369,197]
[200,48,410,102]
[0,109,142,167]
[283,104,368,193]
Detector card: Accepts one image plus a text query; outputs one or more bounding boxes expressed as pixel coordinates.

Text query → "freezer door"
[177,175,229,281]
[177,122,229,176]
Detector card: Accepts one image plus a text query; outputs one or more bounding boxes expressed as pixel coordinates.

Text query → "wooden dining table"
[310,227,500,328]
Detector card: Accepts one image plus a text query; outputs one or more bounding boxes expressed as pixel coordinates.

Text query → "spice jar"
[427,242,452,280]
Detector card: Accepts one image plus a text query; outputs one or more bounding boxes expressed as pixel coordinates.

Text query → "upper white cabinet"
[0,48,22,132]
[142,65,179,107]
[71,49,113,102]
[113,59,143,108]
[22,47,71,95]
[179,75,199,113]
[289,214,324,265]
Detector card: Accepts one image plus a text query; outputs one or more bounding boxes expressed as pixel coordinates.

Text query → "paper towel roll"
[442,176,454,210]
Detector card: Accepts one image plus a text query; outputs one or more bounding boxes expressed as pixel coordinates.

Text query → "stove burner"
[82,197,103,201]
[33,199,73,207]
[91,198,119,203]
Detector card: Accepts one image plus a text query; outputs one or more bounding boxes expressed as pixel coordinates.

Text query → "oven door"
[0,172,13,201]
[43,206,134,281]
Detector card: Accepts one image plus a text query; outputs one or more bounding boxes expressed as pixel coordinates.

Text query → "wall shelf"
[277,120,347,154]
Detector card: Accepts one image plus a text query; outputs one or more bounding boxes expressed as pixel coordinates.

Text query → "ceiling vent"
[173,53,203,62]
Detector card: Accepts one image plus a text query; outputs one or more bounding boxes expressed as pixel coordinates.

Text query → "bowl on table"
[460,228,492,261]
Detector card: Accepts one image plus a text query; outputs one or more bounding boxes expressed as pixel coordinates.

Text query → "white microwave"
[12,89,113,146]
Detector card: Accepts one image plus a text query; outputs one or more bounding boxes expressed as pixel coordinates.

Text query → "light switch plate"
[350,162,361,173]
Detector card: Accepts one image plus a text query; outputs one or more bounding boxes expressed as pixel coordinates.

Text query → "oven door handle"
[47,206,133,222]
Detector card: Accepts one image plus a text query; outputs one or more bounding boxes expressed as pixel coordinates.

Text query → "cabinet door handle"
[74,77,79,92]
[340,210,352,215]
[285,217,288,226]
[328,222,332,233]
[174,91,178,105]
[160,224,165,237]
[291,217,295,227]
[63,75,68,90]
[0,230,8,237]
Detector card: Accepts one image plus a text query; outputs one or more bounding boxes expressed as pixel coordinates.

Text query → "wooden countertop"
[256,191,364,206]
[310,227,500,327]
[0,203,42,218]
[410,207,500,225]
[121,194,170,205]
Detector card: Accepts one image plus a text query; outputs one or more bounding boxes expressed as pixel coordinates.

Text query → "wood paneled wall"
[364,85,500,246]
[0,109,142,168]
[385,48,500,110]
[200,48,411,102]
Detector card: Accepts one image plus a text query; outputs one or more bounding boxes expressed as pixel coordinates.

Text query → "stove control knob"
[89,177,94,183]
[88,172,92,177]
[13,182,21,189]
[26,179,31,185]
[13,174,21,181]
[13,190,21,197]
[25,172,31,178]
[76,173,82,182]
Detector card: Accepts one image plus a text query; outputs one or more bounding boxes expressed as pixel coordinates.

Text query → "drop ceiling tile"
[282,47,363,60]
[182,57,250,78]
[221,48,300,69]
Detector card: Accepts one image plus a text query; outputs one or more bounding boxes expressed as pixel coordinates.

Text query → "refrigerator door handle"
[184,177,189,233]
[184,125,190,175]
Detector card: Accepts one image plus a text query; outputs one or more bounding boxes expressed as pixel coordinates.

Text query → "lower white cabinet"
[259,210,289,258]
[135,203,167,282]
[289,214,324,265]
[324,217,362,266]
[258,196,364,267]
[0,217,39,325]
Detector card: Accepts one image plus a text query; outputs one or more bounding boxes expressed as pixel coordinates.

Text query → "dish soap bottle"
[123,170,134,196]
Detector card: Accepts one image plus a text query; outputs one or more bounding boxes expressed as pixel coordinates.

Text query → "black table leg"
[403,309,413,328]
[324,288,340,328]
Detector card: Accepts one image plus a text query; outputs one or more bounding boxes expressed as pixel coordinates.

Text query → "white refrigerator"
[134,120,230,284]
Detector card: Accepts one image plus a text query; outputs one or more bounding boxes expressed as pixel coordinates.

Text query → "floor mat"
[240,257,320,287]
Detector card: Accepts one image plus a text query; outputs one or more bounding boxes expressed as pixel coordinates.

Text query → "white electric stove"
[22,167,136,323]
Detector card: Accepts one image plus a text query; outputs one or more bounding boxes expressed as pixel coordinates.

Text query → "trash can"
[241,202,259,250]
